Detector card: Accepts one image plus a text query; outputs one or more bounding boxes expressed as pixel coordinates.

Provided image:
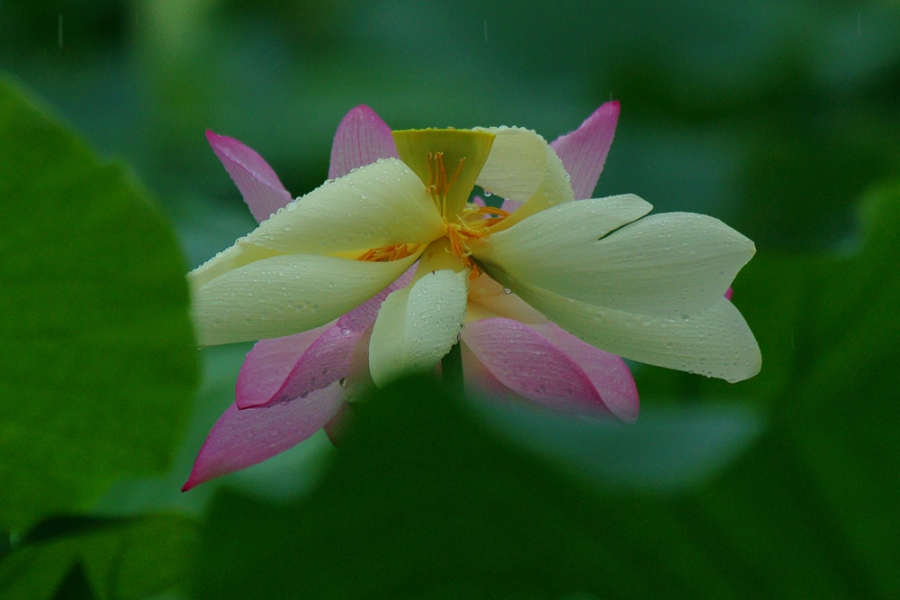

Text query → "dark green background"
[1,0,899,598]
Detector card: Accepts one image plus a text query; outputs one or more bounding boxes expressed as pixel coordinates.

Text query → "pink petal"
[244,324,366,409]
[235,325,330,409]
[460,318,613,417]
[724,287,734,301]
[460,342,519,405]
[550,101,620,200]
[235,268,412,411]
[328,105,398,179]
[500,198,523,213]
[206,130,293,224]
[472,196,486,207]
[530,322,639,422]
[182,382,344,491]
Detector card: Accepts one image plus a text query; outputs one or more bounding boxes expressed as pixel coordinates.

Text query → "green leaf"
[0,75,198,531]
[51,563,98,600]
[0,514,199,600]
[784,184,900,595]
[194,376,647,600]
[192,187,900,598]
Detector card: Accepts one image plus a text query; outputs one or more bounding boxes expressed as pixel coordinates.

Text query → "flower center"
[358,128,504,270]
[444,206,509,258]
[443,205,509,277]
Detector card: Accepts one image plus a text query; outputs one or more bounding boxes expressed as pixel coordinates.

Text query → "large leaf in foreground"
[0,76,197,531]
[193,188,900,598]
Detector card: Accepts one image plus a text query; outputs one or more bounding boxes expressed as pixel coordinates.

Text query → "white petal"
[475,127,574,232]
[189,239,283,291]
[512,283,761,383]
[246,158,444,254]
[369,269,469,386]
[477,198,754,317]
[192,253,419,346]
[475,127,548,202]
[466,274,547,324]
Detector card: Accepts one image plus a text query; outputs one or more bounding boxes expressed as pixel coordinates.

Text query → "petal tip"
[205,129,237,151]
[330,105,397,179]
[181,473,201,493]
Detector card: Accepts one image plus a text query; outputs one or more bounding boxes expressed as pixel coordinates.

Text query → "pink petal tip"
[550,101,621,200]
[328,105,398,179]
[206,130,292,223]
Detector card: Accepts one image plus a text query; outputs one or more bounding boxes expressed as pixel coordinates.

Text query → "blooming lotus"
[182,104,760,490]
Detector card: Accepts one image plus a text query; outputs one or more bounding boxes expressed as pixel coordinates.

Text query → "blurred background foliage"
[2,0,900,598]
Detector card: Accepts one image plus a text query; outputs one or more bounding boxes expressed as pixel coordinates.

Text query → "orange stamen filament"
[426,152,466,215]
[464,205,510,227]
[358,243,419,262]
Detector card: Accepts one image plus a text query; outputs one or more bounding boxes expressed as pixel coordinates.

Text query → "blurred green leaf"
[192,188,900,598]
[0,514,198,600]
[473,401,764,493]
[194,376,643,600]
[785,183,900,594]
[191,373,888,599]
[51,563,97,600]
[0,76,198,531]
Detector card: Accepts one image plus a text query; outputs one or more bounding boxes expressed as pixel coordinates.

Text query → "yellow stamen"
[464,205,510,227]
[426,152,467,215]
[358,243,420,262]
[440,202,510,274]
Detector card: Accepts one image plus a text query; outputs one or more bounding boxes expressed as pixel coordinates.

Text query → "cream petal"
[188,239,283,291]
[475,127,575,233]
[246,158,444,255]
[474,127,547,201]
[477,198,754,317]
[192,253,419,346]
[512,283,761,383]
[369,268,469,386]
[466,274,547,325]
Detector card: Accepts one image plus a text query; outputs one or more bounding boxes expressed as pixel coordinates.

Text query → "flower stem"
[441,341,465,399]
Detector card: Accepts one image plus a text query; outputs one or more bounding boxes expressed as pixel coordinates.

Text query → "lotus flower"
[182,104,760,490]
